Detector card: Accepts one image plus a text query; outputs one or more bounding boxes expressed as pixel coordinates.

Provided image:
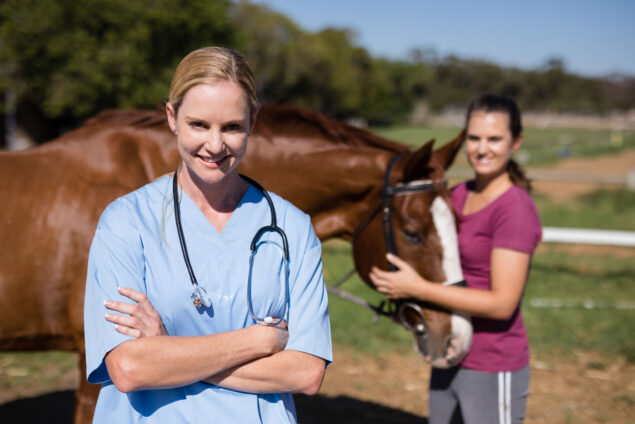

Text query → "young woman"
[370,94,541,424]
[84,47,332,423]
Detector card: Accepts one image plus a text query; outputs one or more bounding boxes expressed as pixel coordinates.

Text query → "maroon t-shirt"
[451,181,542,372]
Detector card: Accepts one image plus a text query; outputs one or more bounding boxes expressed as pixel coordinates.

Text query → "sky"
[252,0,635,77]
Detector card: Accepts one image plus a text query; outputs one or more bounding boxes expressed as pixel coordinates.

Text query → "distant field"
[372,125,635,167]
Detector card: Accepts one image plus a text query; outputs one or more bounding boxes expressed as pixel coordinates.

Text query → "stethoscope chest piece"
[191,285,212,309]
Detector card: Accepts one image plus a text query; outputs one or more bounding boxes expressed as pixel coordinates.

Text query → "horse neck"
[244,143,400,241]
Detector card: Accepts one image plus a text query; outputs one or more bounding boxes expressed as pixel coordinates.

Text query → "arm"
[104,287,288,393]
[370,249,531,320]
[105,287,323,395]
[204,350,327,395]
[104,324,287,393]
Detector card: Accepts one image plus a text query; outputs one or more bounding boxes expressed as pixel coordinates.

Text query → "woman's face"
[167,81,253,187]
[465,111,522,178]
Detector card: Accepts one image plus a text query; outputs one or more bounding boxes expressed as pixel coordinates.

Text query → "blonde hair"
[168,46,258,117]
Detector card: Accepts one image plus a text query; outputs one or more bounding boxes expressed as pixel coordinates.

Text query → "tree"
[0,0,236,123]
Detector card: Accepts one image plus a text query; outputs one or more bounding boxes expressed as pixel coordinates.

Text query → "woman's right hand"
[252,320,288,355]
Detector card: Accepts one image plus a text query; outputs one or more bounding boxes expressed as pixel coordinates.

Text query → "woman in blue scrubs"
[84,46,332,423]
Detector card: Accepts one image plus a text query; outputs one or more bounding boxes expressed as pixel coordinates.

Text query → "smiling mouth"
[197,154,229,166]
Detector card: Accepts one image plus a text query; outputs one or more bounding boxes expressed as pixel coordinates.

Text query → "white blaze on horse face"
[430,196,462,285]
[429,196,473,367]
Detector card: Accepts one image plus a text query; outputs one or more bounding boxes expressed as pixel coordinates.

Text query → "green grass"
[524,250,635,361]
[372,125,635,167]
[0,351,77,390]
[322,241,413,355]
[323,238,635,362]
[535,189,635,231]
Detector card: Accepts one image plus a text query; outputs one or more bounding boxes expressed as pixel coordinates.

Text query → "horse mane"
[82,104,408,153]
[256,104,407,153]
[83,108,168,129]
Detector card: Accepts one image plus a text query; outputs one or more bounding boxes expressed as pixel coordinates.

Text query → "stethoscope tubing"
[172,168,290,324]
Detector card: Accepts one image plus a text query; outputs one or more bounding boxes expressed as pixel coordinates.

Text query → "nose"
[204,129,224,154]
[476,139,488,154]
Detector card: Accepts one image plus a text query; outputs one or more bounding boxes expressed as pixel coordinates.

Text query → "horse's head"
[353,130,473,368]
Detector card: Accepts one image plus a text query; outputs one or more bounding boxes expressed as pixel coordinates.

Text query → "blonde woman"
[84,47,332,423]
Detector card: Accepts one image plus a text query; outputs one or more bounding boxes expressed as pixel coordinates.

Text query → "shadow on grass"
[295,393,428,423]
[0,391,428,424]
[0,390,75,424]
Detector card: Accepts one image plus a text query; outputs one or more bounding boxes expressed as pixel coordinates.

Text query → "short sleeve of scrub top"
[83,175,332,423]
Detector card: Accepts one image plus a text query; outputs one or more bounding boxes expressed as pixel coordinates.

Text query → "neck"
[178,165,249,213]
[473,169,513,195]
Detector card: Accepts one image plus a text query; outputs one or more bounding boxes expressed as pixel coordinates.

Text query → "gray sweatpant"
[429,365,530,424]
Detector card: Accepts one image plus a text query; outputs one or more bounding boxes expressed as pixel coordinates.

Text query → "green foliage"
[231,2,431,124]
[0,0,236,118]
[1,0,633,129]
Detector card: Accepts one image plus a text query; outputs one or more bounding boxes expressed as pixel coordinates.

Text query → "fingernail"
[105,313,112,319]
[104,300,110,306]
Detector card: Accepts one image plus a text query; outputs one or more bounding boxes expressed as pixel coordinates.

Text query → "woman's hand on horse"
[370,253,428,299]
[104,287,168,338]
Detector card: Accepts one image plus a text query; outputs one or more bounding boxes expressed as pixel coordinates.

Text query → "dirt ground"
[1,348,633,424]
[1,150,633,423]
[530,149,635,201]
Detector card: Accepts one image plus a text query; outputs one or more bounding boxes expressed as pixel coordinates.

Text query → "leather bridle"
[351,153,450,321]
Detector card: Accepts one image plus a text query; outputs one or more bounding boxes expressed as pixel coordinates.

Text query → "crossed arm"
[104,287,326,395]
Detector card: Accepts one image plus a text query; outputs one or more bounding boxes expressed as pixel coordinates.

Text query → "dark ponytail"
[466,94,532,192]
[507,159,532,192]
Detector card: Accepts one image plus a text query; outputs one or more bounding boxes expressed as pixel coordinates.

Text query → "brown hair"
[465,94,532,192]
[168,47,258,118]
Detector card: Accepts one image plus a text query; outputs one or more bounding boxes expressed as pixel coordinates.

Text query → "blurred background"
[1,1,633,423]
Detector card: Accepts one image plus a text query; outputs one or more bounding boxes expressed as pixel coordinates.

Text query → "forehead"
[466,111,510,135]
[179,81,250,119]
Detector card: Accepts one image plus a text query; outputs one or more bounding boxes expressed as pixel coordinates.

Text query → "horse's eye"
[403,230,421,244]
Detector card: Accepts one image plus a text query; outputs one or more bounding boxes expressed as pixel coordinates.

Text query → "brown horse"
[0,104,470,423]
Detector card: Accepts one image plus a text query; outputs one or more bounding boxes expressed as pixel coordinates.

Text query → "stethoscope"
[172,168,290,326]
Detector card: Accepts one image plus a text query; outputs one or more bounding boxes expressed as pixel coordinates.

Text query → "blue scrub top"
[84,174,332,423]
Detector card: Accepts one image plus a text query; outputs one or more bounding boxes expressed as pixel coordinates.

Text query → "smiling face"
[465,111,523,179]
[166,80,253,189]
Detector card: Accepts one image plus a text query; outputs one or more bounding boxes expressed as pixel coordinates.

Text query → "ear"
[511,133,524,153]
[166,102,177,133]
[249,107,260,134]
[434,129,466,170]
[403,139,435,182]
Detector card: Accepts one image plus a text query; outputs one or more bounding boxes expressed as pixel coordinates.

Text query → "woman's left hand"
[104,287,168,338]
[369,253,428,299]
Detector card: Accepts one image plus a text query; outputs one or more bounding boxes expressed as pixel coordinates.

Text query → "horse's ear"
[403,139,435,181]
[434,129,466,170]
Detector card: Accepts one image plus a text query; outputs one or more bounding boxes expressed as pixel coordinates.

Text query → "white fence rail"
[542,227,635,247]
